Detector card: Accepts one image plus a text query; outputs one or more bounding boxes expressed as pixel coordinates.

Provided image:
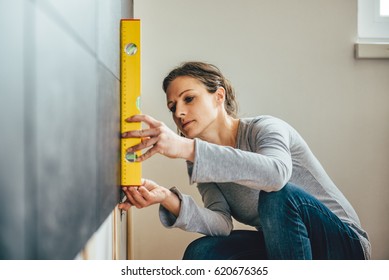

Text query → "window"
[356,0,389,58]
[358,0,389,40]
[381,0,389,16]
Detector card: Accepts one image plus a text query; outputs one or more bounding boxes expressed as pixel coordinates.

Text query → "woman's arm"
[190,120,293,191]
[159,183,233,236]
[119,179,233,236]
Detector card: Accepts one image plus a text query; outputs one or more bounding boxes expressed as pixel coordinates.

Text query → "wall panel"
[0,0,27,260]
[37,0,96,54]
[96,64,121,228]
[0,0,133,259]
[34,5,98,258]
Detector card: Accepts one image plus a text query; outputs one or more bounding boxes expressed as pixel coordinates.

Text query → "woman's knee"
[257,183,304,228]
[183,235,240,260]
[183,236,218,260]
[183,231,267,260]
[259,183,296,211]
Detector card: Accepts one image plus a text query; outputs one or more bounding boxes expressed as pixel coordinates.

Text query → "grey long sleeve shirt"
[159,115,371,259]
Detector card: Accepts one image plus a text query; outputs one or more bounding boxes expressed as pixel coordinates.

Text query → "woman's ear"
[215,87,226,104]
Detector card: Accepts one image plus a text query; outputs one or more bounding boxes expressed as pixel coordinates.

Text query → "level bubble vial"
[125,43,138,56]
[125,152,137,163]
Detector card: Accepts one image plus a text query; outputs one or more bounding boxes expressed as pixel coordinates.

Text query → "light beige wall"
[133,0,389,259]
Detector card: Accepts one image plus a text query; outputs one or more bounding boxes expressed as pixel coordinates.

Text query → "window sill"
[355,42,389,59]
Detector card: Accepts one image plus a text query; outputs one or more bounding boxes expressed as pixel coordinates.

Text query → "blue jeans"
[183,183,365,260]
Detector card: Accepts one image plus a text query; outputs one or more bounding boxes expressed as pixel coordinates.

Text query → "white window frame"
[356,0,389,58]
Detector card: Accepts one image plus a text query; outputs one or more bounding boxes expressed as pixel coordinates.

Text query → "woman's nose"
[174,104,186,119]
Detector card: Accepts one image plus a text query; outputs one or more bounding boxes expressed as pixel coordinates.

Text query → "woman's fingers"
[141,178,157,189]
[135,146,159,162]
[121,186,149,209]
[122,127,160,138]
[137,186,152,201]
[122,115,184,161]
[118,201,132,211]
[120,179,166,210]
[122,187,140,208]
[125,114,161,127]
[124,137,159,162]
[126,136,158,153]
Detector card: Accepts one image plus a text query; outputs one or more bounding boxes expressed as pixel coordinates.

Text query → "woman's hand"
[118,178,181,217]
[122,114,194,162]
[119,178,167,210]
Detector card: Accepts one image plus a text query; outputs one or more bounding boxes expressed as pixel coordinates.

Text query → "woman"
[118,61,371,260]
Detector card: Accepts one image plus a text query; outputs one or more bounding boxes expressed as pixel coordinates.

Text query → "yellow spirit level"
[120,19,141,186]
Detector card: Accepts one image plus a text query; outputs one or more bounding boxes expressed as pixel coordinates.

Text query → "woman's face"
[166,76,223,139]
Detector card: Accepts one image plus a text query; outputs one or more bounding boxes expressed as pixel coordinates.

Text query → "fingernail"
[122,187,127,191]
[122,132,127,137]
[127,147,133,152]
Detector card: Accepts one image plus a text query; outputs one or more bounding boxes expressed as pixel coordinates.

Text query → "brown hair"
[162,61,238,118]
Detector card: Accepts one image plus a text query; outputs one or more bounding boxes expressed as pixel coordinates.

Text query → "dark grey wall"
[0,0,133,259]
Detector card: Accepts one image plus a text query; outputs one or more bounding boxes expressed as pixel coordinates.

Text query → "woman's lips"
[182,120,194,129]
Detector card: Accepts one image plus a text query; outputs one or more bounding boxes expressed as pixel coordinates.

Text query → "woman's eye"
[169,105,176,113]
[184,96,194,103]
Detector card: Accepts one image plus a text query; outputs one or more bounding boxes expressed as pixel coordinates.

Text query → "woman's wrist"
[180,138,195,162]
[161,188,181,217]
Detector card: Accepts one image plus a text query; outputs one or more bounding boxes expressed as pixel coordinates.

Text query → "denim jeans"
[183,183,365,260]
